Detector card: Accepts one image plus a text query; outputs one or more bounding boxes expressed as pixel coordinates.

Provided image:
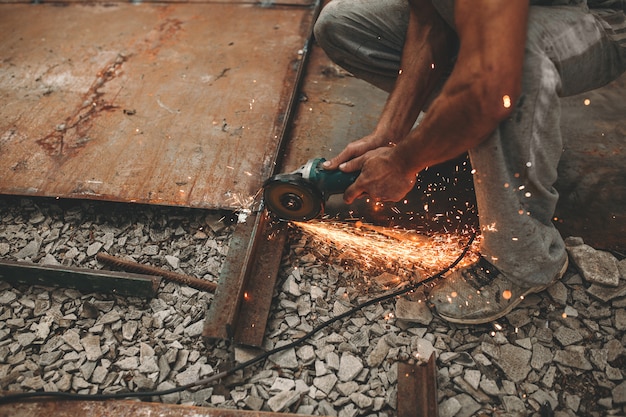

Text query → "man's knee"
[313,0,350,53]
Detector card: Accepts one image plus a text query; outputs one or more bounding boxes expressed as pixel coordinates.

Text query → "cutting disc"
[263,175,324,221]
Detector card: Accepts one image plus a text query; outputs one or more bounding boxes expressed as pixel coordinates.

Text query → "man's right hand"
[322,131,392,172]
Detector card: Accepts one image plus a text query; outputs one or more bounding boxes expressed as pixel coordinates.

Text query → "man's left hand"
[342,147,416,204]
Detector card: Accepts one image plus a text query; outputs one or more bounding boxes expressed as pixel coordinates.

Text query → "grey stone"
[439,397,461,417]
[480,378,501,396]
[563,392,581,412]
[349,392,373,409]
[296,345,316,364]
[269,342,299,369]
[184,320,204,337]
[463,369,481,390]
[546,281,569,305]
[566,244,620,287]
[336,381,359,396]
[586,280,626,302]
[493,344,532,383]
[554,326,583,346]
[313,373,337,394]
[115,356,139,370]
[395,297,433,325]
[502,395,526,413]
[553,346,593,370]
[16,238,41,259]
[454,393,482,417]
[613,381,626,404]
[338,353,363,382]
[367,337,390,367]
[62,330,83,352]
[165,255,180,269]
[81,335,102,361]
[615,308,626,331]
[175,366,199,386]
[268,389,300,412]
[270,377,295,393]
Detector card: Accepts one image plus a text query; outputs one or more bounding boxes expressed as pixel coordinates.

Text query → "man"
[314,0,626,324]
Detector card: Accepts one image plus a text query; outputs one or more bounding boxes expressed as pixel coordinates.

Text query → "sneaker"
[428,256,568,325]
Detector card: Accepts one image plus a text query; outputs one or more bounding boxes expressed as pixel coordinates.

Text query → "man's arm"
[324,0,456,170]
[342,0,530,204]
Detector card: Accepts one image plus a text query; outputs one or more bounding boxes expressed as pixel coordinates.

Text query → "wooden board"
[0,3,314,210]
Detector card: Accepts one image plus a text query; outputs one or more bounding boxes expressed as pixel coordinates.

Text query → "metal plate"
[0,3,313,210]
[0,0,316,6]
[0,399,317,417]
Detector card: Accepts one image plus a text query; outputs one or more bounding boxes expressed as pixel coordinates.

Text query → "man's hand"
[322,131,391,171]
[341,146,416,204]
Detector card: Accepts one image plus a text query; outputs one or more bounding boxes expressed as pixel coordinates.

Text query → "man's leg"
[314,0,409,92]
[430,5,626,323]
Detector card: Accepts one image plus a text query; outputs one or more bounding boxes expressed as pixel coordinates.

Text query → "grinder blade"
[263,174,324,221]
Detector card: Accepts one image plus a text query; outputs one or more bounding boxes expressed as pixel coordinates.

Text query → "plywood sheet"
[0,3,313,209]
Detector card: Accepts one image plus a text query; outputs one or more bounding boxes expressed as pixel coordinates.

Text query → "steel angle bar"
[203,211,287,346]
[0,260,161,298]
[397,353,439,417]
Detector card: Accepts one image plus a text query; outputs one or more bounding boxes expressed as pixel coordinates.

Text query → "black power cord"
[0,233,475,405]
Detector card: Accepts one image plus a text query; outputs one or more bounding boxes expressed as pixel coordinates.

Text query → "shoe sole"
[437,257,569,325]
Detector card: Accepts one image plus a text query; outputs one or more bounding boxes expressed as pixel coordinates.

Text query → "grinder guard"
[263,158,359,221]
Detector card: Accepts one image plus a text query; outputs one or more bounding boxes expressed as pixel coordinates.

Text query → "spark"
[293,220,479,277]
[502,95,512,108]
[584,98,591,105]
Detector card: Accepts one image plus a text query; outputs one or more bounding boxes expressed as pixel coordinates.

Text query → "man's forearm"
[374,0,456,144]
[390,0,529,177]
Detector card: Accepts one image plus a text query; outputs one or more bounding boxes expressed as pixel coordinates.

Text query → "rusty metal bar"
[397,353,439,417]
[96,252,217,293]
[0,259,160,298]
[0,399,313,417]
[203,211,288,346]
[234,218,288,345]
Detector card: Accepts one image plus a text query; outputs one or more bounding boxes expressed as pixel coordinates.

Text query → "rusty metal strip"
[397,353,439,417]
[203,211,263,341]
[0,399,314,417]
[202,211,288,346]
[0,259,161,298]
[234,217,288,346]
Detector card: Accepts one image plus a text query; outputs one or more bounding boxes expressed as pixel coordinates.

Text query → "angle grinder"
[263,157,359,221]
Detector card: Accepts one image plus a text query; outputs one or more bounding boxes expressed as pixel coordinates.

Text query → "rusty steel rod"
[96,253,217,293]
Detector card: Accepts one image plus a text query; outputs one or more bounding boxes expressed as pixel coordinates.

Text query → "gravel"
[0,195,625,417]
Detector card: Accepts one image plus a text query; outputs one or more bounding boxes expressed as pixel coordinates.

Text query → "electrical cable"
[0,232,475,405]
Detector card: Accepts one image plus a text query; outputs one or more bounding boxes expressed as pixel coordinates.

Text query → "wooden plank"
[0,260,161,298]
[0,3,313,210]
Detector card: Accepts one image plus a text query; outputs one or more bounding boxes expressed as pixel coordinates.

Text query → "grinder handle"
[314,158,360,197]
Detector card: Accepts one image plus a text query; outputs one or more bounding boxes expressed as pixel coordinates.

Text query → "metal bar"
[0,260,160,298]
[203,211,263,341]
[96,252,217,293]
[234,217,288,346]
[397,353,439,417]
[0,399,313,417]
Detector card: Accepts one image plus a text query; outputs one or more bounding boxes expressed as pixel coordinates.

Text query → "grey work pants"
[314,0,626,286]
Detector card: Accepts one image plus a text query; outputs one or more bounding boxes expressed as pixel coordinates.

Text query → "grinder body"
[263,157,358,221]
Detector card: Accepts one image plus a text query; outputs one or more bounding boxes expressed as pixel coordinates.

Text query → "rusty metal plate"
[0,0,316,6]
[0,3,313,210]
[0,399,320,417]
